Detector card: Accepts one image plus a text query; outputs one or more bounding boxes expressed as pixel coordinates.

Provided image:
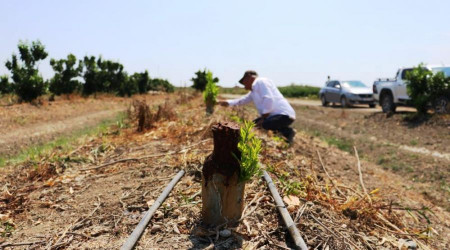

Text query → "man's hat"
[239,70,258,84]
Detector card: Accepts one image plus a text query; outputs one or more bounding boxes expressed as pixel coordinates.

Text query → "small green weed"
[230,114,245,124]
[312,130,321,137]
[324,137,353,152]
[1,221,14,237]
[266,164,276,173]
[279,173,306,196]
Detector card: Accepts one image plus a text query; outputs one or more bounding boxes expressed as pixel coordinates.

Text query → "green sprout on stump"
[203,71,219,114]
[236,121,262,182]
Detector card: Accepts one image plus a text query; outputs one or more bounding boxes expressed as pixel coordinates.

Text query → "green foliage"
[5,40,48,102]
[203,71,219,106]
[124,72,175,95]
[3,44,175,98]
[236,121,262,182]
[117,74,138,97]
[96,57,127,93]
[191,69,219,91]
[149,78,175,93]
[0,75,13,94]
[49,54,83,95]
[405,65,432,114]
[82,56,100,95]
[82,56,128,95]
[129,70,150,94]
[406,64,450,114]
[278,84,320,98]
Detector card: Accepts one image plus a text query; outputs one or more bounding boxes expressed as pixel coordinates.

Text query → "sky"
[1,0,449,87]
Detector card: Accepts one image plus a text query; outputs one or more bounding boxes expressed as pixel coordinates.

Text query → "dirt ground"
[0,93,448,249]
[289,103,449,211]
[0,94,171,157]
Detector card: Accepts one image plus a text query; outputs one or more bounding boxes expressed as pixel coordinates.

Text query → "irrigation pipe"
[262,170,308,250]
[120,169,185,250]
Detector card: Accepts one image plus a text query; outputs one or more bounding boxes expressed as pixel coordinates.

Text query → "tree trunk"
[205,105,214,115]
[202,122,244,226]
[205,100,214,115]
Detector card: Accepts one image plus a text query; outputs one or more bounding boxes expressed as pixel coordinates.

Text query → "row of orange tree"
[0,40,174,102]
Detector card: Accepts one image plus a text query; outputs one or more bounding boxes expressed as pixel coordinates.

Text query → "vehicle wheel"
[381,93,396,113]
[340,96,349,108]
[434,96,449,114]
[321,95,329,107]
[369,103,376,108]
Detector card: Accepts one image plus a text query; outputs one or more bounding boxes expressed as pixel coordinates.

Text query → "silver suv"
[319,80,375,108]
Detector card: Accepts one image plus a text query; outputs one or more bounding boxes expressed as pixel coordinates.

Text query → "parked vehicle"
[373,65,450,113]
[319,80,375,108]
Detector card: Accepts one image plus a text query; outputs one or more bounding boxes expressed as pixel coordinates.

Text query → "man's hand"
[217,100,229,107]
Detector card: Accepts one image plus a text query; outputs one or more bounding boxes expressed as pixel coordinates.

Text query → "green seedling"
[203,71,219,114]
[235,120,262,182]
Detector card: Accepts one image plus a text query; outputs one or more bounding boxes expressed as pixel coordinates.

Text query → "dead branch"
[81,139,210,171]
[50,223,72,249]
[309,214,360,250]
[0,241,45,248]
[242,191,263,216]
[354,146,372,204]
[295,202,313,224]
[81,152,175,171]
[49,235,74,250]
[72,198,101,231]
[239,195,265,221]
[316,150,345,197]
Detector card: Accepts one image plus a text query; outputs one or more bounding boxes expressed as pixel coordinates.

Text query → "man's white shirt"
[226,77,296,120]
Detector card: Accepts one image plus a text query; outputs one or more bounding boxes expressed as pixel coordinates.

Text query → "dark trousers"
[254,115,294,139]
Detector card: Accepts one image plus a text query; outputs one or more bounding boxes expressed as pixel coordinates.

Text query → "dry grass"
[129,99,177,132]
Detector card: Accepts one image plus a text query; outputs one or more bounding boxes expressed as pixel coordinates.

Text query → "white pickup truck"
[372,65,450,113]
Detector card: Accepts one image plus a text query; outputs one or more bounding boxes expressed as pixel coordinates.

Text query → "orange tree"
[5,40,48,102]
[49,54,83,95]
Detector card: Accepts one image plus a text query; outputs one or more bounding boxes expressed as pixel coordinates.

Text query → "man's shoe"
[286,129,296,145]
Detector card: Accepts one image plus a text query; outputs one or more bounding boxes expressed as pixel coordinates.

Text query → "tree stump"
[202,122,244,226]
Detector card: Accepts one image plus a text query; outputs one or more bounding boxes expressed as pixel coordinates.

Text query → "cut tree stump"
[202,122,244,226]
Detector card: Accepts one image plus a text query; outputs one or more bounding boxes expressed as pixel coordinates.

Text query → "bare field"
[0,93,449,249]
[291,104,450,211]
[0,94,171,157]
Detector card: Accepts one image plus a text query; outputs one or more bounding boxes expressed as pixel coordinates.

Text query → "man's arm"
[219,92,252,107]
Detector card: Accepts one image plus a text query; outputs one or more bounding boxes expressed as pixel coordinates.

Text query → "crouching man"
[218,70,296,144]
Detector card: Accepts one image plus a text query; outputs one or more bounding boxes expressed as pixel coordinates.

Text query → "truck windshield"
[341,81,367,88]
[431,67,450,77]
